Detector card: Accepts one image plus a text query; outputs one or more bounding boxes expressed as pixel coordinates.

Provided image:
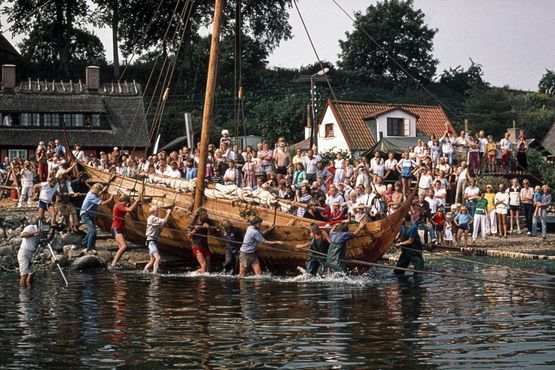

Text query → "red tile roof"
[326,100,456,151]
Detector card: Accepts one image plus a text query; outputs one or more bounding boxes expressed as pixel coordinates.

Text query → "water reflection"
[0,269,553,369]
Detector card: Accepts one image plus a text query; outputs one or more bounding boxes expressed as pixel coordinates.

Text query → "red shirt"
[111,203,127,229]
[432,213,445,227]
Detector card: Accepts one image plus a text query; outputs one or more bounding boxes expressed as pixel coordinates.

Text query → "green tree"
[464,87,513,137]
[439,59,488,95]
[538,69,555,96]
[338,0,438,85]
[2,0,105,77]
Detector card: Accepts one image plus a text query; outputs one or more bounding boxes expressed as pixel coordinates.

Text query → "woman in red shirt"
[111,195,140,269]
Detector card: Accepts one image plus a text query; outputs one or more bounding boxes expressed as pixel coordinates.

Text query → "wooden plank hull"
[80,164,412,272]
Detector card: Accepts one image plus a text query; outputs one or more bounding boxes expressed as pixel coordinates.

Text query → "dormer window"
[386,117,409,136]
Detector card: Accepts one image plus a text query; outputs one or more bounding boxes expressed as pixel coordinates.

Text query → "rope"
[64,198,555,291]
[257,244,555,291]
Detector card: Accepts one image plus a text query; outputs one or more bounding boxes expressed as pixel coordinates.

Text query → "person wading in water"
[326,220,367,273]
[239,216,285,277]
[188,208,214,273]
[144,205,174,274]
[296,223,330,275]
[110,195,141,269]
[394,214,424,275]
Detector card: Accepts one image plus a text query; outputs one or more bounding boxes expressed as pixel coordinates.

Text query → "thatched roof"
[0,90,149,149]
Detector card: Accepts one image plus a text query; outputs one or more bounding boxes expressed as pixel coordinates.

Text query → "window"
[324,123,334,138]
[92,114,101,127]
[20,113,31,126]
[63,113,72,127]
[8,149,27,161]
[32,113,41,126]
[51,113,60,126]
[386,117,408,136]
[73,114,83,127]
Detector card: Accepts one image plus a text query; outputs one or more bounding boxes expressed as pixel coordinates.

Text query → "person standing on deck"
[144,205,174,274]
[18,161,36,208]
[326,220,367,273]
[188,208,214,273]
[520,179,534,235]
[110,195,141,269]
[296,223,330,276]
[238,216,284,277]
[80,183,114,255]
[394,214,424,275]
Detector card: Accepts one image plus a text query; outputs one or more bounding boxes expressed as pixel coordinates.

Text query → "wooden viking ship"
[71,0,414,272]
[76,161,414,272]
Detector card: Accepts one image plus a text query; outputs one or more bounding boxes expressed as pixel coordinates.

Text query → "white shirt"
[355,171,369,188]
[508,186,521,206]
[39,182,59,203]
[164,168,182,178]
[479,138,488,153]
[20,225,39,252]
[433,187,446,207]
[303,155,321,175]
[464,186,480,200]
[20,169,34,187]
[73,150,85,162]
[418,174,433,189]
[441,136,454,154]
[500,138,512,151]
[370,162,385,177]
[384,158,398,171]
[494,192,509,212]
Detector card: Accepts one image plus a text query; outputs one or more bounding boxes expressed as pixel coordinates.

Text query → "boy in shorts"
[143,205,173,274]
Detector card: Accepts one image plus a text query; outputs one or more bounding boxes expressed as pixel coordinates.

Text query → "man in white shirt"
[499,132,513,152]
[18,161,36,208]
[18,224,40,287]
[34,176,59,226]
[303,149,321,183]
[418,167,433,197]
[163,161,182,178]
[453,131,468,165]
[72,144,86,162]
[325,185,345,208]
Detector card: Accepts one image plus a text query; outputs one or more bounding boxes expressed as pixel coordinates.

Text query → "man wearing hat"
[18,224,40,287]
[239,216,284,277]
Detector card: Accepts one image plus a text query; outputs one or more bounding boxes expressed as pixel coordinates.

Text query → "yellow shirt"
[484,192,495,212]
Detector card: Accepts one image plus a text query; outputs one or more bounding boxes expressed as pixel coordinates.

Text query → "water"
[0,263,554,369]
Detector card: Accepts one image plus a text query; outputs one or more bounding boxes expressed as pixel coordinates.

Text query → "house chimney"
[2,64,16,90]
[85,65,100,91]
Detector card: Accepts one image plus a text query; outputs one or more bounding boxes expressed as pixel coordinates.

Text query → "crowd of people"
[3,126,554,282]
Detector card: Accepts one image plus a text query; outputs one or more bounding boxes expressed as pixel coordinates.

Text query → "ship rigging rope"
[149,0,195,149]
[63,203,555,289]
[117,0,166,83]
[119,0,184,153]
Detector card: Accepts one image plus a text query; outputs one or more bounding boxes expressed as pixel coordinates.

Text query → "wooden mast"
[194,0,225,209]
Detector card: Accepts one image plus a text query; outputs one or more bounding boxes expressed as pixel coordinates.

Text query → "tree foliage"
[1,0,105,77]
[538,69,555,96]
[439,59,488,94]
[338,0,438,85]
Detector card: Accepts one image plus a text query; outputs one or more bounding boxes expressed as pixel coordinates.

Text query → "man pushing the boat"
[238,216,285,277]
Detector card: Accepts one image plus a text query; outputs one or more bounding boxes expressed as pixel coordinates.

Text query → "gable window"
[387,117,408,136]
[324,123,334,138]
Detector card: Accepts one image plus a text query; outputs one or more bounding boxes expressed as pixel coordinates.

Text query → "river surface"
[1,261,554,369]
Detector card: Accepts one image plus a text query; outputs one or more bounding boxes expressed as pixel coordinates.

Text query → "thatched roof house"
[0,65,150,160]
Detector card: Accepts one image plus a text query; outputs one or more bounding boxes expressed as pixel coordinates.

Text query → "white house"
[311,99,456,157]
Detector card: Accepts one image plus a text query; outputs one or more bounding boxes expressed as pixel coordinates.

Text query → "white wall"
[375,110,416,138]
[316,106,350,155]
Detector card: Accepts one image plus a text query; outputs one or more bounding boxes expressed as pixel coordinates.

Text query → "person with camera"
[17,224,40,287]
